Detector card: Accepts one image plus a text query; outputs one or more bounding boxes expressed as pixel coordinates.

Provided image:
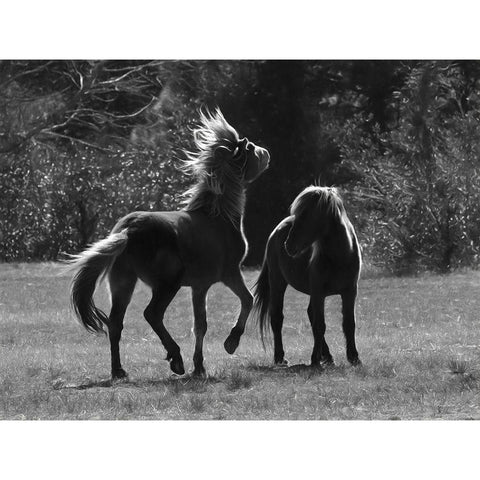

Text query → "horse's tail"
[252,257,271,348]
[68,229,129,334]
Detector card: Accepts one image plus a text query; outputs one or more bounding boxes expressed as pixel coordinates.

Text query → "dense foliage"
[1,60,480,273]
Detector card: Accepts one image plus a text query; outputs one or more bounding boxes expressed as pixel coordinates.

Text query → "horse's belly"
[180,267,222,288]
[279,252,358,296]
[317,263,359,296]
[286,276,311,295]
[279,255,311,295]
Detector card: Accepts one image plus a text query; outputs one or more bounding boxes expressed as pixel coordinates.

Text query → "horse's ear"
[214,145,232,164]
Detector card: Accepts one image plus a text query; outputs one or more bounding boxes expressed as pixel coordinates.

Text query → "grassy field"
[0,262,479,420]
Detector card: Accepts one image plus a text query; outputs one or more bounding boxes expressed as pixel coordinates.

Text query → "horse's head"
[185,108,270,189]
[230,136,270,183]
[211,123,269,185]
[183,108,270,224]
[284,186,343,257]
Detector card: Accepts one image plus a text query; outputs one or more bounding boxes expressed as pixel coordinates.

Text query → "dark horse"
[253,186,361,368]
[69,109,270,379]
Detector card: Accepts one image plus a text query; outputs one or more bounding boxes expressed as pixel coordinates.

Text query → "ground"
[0,263,479,420]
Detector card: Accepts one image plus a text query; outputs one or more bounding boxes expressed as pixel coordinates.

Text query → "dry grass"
[1,263,480,419]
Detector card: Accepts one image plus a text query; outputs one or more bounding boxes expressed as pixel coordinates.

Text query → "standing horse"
[252,186,361,367]
[69,109,270,379]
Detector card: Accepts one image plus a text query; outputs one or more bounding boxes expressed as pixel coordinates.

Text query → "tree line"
[1,60,480,273]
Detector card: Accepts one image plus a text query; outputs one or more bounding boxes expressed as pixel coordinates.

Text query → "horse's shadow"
[53,373,223,391]
[247,362,329,374]
[53,362,338,391]
[247,363,311,373]
[247,361,350,378]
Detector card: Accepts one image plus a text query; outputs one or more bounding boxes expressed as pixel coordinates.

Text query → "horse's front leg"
[341,288,361,365]
[191,286,209,376]
[307,302,333,365]
[223,271,253,354]
[308,295,327,368]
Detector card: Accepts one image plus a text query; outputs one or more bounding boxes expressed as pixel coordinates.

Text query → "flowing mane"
[182,108,246,226]
[290,186,345,222]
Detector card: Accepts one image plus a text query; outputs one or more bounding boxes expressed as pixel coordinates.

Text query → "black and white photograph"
[1,2,479,479]
[6,57,480,420]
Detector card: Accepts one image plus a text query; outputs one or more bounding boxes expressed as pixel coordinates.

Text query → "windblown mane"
[290,186,345,221]
[182,108,245,225]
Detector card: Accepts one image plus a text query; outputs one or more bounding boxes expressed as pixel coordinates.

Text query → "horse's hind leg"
[307,302,333,365]
[191,286,209,376]
[144,284,185,375]
[341,288,361,365]
[269,274,288,365]
[108,259,137,380]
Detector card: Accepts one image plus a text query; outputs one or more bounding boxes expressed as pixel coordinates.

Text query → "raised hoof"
[112,368,128,380]
[168,356,185,376]
[224,335,240,355]
[274,358,289,367]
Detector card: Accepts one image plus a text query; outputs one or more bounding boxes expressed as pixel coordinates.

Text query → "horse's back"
[109,211,184,286]
[110,210,242,288]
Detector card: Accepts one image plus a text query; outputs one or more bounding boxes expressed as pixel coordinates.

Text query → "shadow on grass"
[246,362,324,374]
[53,378,123,390]
[54,361,358,391]
[53,371,244,393]
[246,361,360,380]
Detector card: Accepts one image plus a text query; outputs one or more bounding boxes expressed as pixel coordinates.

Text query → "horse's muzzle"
[256,146,270,171]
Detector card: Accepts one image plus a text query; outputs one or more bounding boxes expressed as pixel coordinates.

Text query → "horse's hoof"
[192,367,207,378]
[169,357,185,376]
[310,363,324,371]
[274,359,289,367]
[112,368,128,380]
[350,358,362,366]
[321,358,335,367]
[224,335,240,354]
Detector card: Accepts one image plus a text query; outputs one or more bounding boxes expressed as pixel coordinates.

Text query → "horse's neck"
[184,182,246,230]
